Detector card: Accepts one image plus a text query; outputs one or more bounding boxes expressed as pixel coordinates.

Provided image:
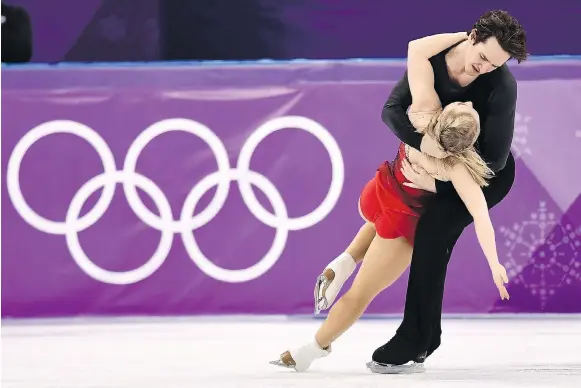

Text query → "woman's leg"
[345,221,376,263]
[315,234,412,348]
[273,234,413,372]
[314,200,377,313]
[349,198,378,263]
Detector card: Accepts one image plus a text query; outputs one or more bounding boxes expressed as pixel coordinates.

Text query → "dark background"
[3,0,580,63]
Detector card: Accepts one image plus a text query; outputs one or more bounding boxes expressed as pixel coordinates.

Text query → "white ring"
[6,120,117,235]
[123,118,231,232]
[8,116,344,284]
[65,171,174,285]
[181,169,288,283]
[237,116,344,230]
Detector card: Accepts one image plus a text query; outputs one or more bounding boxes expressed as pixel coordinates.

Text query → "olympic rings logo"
[6,117,344,284]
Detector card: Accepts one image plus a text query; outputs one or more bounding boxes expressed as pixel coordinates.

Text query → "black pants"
[372,152,516,365]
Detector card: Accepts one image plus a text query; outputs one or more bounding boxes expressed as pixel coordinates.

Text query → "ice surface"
[3,316,581,388]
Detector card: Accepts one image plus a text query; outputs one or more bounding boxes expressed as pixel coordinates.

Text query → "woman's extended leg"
[315,234,412,348]
[314,200,376,314]
[273,234,413,372]
[346,222,377,263]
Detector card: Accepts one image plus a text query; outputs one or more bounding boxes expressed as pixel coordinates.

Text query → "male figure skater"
[369,10,528,373]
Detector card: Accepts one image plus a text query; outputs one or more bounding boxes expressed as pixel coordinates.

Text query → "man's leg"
[371,153,516,366]
[424,229,461,357]
[425,153,516,357]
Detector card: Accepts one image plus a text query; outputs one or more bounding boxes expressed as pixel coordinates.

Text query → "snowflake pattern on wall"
[499,201,581,308]
[510,113,532,159]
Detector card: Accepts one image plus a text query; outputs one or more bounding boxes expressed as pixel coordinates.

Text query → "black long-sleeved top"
[382,43,517,194]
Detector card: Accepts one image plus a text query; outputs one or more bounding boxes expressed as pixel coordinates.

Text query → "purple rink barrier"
[2,60,581,318]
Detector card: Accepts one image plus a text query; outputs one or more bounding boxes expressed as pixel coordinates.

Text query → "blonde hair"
[419,109,494,187]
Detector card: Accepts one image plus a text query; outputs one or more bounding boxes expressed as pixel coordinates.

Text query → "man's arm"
[479,75,517,172]
[381,74,423,150]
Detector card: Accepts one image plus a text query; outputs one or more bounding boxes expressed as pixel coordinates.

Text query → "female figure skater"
[270,32,510,372]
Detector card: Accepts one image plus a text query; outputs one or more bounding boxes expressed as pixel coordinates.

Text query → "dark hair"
[470,10,528,63]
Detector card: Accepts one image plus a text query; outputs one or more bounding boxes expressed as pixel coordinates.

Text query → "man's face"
[464,30,511,76]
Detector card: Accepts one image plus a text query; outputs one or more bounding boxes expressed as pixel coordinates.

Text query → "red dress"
[359,143,434,245]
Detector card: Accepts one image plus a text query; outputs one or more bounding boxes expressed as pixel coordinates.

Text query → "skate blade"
[314,274,331,315]
[269,359,295,370]
[366,361,425,374]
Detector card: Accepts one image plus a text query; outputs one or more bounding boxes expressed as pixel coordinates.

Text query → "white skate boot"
[269,341,331,372]
[314,252,357,314]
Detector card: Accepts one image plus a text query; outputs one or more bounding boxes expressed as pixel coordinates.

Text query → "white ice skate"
[269,341,331,372]
[314,253,357,315]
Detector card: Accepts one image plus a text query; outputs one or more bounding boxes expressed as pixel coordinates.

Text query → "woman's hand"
[490,262,510,300]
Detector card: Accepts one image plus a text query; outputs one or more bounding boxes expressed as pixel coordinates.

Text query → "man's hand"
[401,159,436,192]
